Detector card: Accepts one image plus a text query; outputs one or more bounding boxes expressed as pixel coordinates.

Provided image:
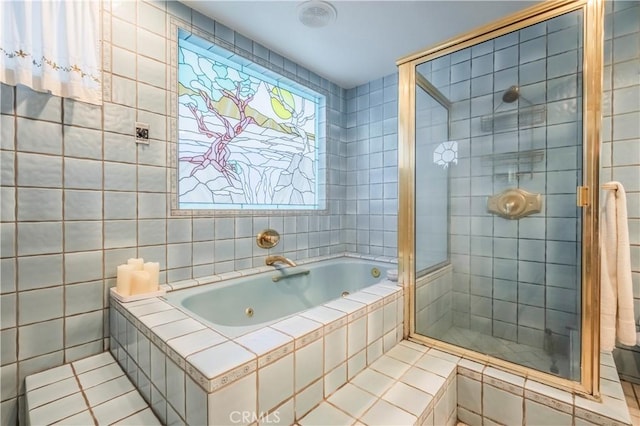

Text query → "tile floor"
[621,380,640,425]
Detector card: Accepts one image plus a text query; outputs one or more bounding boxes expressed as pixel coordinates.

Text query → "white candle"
[143,262,160,292]
[116,264,134,296]
[131,271,150,295]
[128,258,144,271]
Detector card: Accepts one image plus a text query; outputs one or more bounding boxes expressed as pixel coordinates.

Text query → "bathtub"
[110,254,402,425]
[165,257,392,338]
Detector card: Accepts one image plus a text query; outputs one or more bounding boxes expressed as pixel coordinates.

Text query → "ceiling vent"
[297,1,337,28]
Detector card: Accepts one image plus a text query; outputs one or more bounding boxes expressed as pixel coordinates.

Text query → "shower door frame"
[397,0,603,396]
[414,72,452,277]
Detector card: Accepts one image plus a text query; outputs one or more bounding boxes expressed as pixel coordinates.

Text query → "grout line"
[69,363,99,425]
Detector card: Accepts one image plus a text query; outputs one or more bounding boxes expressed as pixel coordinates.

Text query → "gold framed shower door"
[397,0,603,396]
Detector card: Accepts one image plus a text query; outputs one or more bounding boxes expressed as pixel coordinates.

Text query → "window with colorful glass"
[177,30,325,210]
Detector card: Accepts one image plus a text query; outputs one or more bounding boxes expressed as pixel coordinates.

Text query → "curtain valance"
[0,0,101,104]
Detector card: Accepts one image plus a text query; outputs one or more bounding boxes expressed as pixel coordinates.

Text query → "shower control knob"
[256,229,280,249]
[487,188,542,220]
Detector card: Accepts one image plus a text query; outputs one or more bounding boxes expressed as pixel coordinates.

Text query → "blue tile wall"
[1,0,636,422]
[603,0,640,381]
[345,74,399,257]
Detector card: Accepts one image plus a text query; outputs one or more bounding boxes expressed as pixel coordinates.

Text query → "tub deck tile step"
[25,352,161,426]
[300,343,457,426]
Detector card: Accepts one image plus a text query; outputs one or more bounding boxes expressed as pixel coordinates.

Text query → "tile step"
[25,352,161,426]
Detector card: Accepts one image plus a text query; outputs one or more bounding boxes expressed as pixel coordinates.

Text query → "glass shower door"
[415,77,450,274]
[409,8,586,381]
[413,75,452,339]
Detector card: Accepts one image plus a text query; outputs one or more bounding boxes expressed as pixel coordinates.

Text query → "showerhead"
[502,85,520,103]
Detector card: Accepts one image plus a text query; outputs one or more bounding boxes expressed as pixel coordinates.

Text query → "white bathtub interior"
[164,257,393,338]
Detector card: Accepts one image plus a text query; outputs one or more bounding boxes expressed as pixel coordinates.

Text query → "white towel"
[600,181,636,351]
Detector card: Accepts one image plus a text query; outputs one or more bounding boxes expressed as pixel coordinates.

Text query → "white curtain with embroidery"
[0,0,101,105]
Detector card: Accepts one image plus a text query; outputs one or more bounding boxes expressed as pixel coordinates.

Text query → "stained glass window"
[177,31,325,210]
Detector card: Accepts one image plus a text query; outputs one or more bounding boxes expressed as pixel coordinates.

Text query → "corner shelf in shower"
[481,149,545,181]
[480,104,547,132]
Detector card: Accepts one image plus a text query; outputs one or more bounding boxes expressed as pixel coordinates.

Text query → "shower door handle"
[577,186,589,207]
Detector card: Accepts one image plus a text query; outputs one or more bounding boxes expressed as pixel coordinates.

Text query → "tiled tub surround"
[109,271,403,424]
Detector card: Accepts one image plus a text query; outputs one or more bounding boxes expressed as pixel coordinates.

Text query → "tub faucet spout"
[265,255,297,267]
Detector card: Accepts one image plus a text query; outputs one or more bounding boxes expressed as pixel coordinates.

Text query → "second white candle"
[131,270,150,295]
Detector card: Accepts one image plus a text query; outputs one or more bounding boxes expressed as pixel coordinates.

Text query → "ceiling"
[182,1,540,89]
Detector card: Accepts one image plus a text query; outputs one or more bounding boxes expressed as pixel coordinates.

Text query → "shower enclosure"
[398,0,603,395]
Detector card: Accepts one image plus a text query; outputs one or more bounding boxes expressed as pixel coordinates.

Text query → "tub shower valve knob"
[256,229,280,249]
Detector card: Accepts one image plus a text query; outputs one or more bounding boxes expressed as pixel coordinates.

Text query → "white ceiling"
[182,1,540,89]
